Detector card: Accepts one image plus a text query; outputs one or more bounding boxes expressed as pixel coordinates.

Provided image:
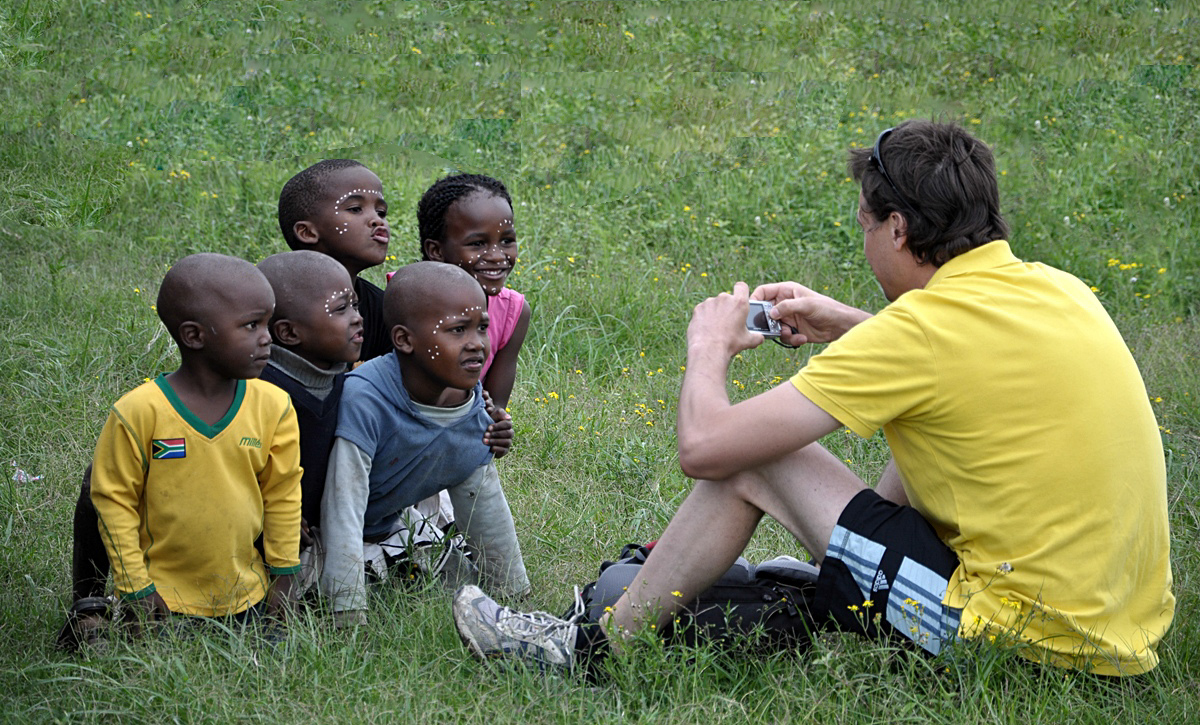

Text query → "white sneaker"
[453,585,580,672]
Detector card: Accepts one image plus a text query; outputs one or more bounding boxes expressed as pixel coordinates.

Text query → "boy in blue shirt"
[258,250,512,597]
[321,262,529,627]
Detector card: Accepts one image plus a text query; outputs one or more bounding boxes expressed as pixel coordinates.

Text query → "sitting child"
[321,262,530,627]
[256,250,365,595]
[410,173,531,410]
[277,161,512,581]
[88,254,302,636]
[277,159,392,362]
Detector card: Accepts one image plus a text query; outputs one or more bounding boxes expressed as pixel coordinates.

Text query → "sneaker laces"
[497,587,585,640]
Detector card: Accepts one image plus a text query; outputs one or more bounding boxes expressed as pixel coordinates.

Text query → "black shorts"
[812,488,962,655]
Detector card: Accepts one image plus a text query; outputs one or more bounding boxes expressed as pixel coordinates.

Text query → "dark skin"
[481,390,513,455]
[168,280,275,424]
[168,325,256,426]
[390,274,513,451]
[124,575,295,633]
[268,284,510,548]
[423,192,530,410]
[122,275,297,635]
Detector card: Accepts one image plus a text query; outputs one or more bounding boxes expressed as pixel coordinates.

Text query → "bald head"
[157,253,271,343]
[385,261,483,332]
[258,250,353,325]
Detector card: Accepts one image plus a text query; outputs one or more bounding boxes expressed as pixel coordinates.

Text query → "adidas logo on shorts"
[872,569,890,593]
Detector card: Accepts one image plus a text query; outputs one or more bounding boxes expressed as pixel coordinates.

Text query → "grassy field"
[1,1,1197,722]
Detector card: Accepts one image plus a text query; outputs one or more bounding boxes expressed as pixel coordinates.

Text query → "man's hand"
[481,390,514,458]
[122,590,169,639]
[266,573,296,621]
[687,282,765,360]
[752,282,873,345]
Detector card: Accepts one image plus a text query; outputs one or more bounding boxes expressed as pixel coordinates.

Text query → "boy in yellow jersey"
[88,253,302,638]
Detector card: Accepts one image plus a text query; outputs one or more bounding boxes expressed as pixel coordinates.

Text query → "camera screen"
[746,301,781,337]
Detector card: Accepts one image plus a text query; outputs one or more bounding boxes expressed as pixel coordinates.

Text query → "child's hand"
[299,517,314,548]
[266,574,296,621]
[481,390,514,458]
[484,414,514,458]
[122,591,169,639]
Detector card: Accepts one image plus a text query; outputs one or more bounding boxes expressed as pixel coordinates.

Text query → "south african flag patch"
[152,438,186,460]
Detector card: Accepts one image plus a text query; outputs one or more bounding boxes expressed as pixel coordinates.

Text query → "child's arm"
[260,404,303,618]
[266,574,296,619]
[481,299,531,411]
[319,437,374,625]
[445,462,530,598]
[89,410,159,605]
[480,389,513,458]
[483,411,513,458]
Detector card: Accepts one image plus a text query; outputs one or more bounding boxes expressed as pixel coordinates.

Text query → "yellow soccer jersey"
[91,375,302,617]
[793,241,1173,675]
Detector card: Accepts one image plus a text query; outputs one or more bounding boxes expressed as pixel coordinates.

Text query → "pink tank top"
[482,287,526,379]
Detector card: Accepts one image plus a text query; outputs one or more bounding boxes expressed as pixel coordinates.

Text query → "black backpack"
[572,543,820,651]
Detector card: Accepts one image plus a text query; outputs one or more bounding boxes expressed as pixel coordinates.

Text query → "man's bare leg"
[601,441,866,641]
[875,458,909,506]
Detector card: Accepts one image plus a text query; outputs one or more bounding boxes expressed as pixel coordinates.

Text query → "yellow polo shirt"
[793,241,1174,675]
[92,376,302,617]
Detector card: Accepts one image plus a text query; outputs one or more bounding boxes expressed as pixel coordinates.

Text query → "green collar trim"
[154,374,245,439]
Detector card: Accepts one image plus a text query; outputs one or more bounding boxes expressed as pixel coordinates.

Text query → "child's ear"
[391,324,415,354]
[294,221,320,247]
[422,239,444,261]
[271,318,301,347]
[177,321,205,350]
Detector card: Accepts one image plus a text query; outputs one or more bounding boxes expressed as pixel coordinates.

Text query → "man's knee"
[691,474,768,514]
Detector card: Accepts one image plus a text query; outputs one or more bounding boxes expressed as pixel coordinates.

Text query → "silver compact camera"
[746,300,782,337]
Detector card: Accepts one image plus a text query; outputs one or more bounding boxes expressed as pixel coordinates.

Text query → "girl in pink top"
[413,174,531,410]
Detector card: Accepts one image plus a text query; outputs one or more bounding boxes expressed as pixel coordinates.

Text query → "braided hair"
[278,159,366,249]
[417,174,513,260]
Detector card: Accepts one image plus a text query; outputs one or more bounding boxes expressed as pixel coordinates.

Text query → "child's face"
[201,275,276,379]
[289,268,364,370]
[426,192,517,296]
[397,282,491,402]
[305,167,390,277]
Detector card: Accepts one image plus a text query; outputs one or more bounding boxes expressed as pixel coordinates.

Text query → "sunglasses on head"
[869,127,917,214]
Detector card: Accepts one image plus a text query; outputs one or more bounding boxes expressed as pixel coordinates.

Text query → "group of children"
[57,162,533,650]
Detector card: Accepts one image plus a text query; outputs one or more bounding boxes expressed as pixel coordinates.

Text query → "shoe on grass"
[55,596,112,653]
[452,585,580,672]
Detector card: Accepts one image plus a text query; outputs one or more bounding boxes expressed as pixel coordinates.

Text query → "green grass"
[1,1,1197,722]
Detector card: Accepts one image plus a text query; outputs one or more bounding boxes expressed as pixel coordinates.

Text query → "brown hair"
[849,120,1010,267]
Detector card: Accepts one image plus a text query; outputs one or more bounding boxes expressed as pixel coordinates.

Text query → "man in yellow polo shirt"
[453,120,1174,677]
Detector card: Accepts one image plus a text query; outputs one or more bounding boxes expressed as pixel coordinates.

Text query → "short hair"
[257,250,350,333]
[156,253,263,343]
[277,159,367,249]
[416,173,512,259]
[849,120,1010,267]
[384,261,481,333]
